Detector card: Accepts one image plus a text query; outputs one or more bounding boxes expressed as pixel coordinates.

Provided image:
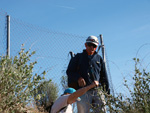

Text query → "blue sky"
[0,0,150,94]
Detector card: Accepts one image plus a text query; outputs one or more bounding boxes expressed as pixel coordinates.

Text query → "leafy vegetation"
[34,80,58,112]
[104,58,150,113]
[0,48,50,113]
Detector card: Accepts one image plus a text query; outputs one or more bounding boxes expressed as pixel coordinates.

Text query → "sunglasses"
[87,43,97,48]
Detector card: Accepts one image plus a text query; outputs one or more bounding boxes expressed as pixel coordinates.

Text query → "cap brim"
[86,41,98,46]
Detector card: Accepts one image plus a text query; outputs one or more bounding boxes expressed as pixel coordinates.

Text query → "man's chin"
[89,51,94,55]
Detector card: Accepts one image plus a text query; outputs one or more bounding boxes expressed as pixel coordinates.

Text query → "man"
[66,35,110,113]
[50,81,99,113]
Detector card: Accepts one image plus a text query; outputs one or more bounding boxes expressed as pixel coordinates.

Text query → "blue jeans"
[77,89,106,113]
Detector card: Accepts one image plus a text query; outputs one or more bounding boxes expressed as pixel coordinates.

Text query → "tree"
[0,48,47,113]
[34,80,59,112]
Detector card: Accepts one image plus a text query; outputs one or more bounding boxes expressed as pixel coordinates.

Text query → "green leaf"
[42,71,46,75]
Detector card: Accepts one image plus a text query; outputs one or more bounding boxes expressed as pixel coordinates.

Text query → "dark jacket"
[66,50,109,92]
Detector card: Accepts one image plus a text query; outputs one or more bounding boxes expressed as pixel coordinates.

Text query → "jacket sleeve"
[100,57,110,94]
[66,54,81,83]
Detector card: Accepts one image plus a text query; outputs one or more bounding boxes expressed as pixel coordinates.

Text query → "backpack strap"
[56,106,67,113]
[68,53,82,89]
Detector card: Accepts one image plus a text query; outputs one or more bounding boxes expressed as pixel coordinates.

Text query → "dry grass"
[24,102,49,113]
[0,97,49,113]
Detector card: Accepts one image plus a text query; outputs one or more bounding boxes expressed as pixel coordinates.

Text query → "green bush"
[0,49,47,113]
[105,58,150,113]
[34,80,58,112]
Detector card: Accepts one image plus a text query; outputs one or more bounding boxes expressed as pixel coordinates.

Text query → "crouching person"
[50,81,99,113]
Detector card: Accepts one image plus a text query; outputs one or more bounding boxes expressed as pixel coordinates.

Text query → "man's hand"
[78,77,86,87]
[90,81,99,88]
[93,81,99,87]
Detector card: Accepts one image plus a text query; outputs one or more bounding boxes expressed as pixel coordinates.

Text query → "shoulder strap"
[56,106,67,113]
[75,53,84,72]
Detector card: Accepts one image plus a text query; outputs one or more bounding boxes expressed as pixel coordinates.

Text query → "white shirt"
[51,94,73,113]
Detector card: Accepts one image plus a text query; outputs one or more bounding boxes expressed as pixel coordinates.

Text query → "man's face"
[85,43,97,55]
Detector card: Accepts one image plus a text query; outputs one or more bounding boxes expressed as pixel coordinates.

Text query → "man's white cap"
[86,35,99,46]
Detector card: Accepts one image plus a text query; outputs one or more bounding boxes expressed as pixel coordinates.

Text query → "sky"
[0,0,150,95]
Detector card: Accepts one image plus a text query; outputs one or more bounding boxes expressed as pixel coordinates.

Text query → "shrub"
[0,48,47,113]
[105,58,150,113]
[34,80,58,112]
